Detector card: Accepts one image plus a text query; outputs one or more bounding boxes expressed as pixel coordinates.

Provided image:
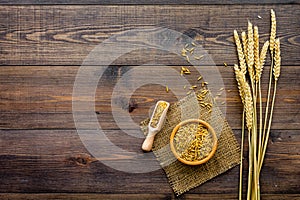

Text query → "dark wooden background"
[0,1,299,199]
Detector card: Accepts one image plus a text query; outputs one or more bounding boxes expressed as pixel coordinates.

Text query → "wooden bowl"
[170,119,218,165]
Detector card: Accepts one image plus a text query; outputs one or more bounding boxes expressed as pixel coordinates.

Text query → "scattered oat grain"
[194,55,204,60]
[202,82,208,87]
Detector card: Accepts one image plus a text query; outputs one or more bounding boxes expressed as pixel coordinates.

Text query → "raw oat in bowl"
[170,119,218,165]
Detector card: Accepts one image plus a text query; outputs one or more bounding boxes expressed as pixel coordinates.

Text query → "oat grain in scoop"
[150,101,168,128]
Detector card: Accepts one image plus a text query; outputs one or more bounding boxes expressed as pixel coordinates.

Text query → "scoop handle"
[142,131,156,152]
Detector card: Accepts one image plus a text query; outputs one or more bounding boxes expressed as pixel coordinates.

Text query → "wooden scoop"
[142,100,170,152]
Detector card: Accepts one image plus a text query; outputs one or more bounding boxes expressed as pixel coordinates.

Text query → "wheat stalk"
[248,24,259,198]
[254,30,261,171]
[244,80,255,200]
[253,27,262,193]
[259,38,281,172]
[234,64,246,200]
[239,109,245,200]
[234,74,254,200]
[261,9,277,158]
[257,40,269,177]
[234,9,280,200]
[261,9,278,169]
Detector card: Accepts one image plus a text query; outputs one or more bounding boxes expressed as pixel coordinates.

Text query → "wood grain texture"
[0,3,299,199]
[0,194,300,200]
[1,193,300,200]
[0,65,299,130]
[0,0,298,5]
[0,129,299,194]
[0,5,299,66]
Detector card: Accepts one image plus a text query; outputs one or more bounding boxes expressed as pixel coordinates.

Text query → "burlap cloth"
[140,89,240,196]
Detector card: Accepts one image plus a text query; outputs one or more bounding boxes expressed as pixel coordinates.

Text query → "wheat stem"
[260,38,280,171]
[257,177,261,200]
[252,85,258,200]
[259,81,277,171]
[257,80,263,164]
[247,129,253,200]
[260,10,277,167]
[239,110,245,200]
[260,55,273,165]
[257,41,269,161]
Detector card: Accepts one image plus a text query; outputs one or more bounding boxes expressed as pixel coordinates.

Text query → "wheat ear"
[270,9,277,55]
[244,82,253,131]
[234,30,247,75]
[273,38,281,81]
[254,26,261,83]
[257,40,269,80]
[234,64,246,104]
[247,21,255,84]
[241,31,248,69]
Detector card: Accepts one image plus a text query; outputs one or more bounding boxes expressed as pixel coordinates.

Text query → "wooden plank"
[0,3,298,200]
[0,193,299,200]
[0,5,299,66]
[0,110,298,130]
[0,0,297,5]
[0,65,299,130]
[0,129,299,194]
